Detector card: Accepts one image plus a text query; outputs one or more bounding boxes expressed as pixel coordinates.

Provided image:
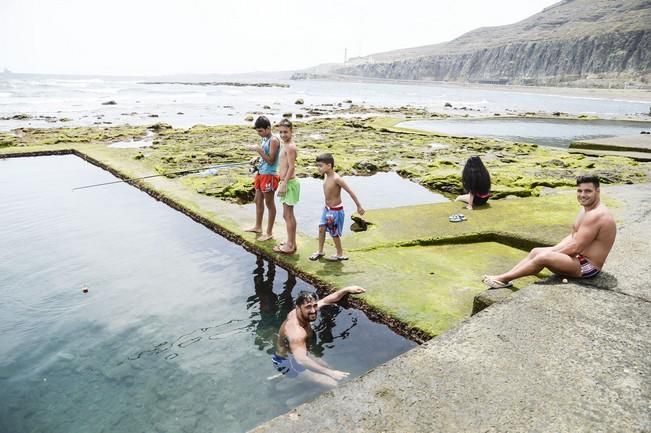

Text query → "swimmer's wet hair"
[316,153,334,168]
[576,175,600,188]
[295,290,319,306]
[278,118,293,130]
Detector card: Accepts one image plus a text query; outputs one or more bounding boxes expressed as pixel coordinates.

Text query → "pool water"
[244,172,448,237]
[400,118,651,148]
[0,156,415,433]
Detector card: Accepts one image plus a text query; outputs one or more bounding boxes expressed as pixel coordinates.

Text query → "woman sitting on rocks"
[455,156,491,210]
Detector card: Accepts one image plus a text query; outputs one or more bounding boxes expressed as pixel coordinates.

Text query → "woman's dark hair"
[462,156,491,195]
[254,116,271,129]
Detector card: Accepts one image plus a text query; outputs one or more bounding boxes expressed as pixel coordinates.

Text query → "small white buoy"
[562,278,568,284]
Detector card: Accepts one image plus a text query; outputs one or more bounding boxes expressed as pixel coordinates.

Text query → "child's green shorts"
[279,178,300,206]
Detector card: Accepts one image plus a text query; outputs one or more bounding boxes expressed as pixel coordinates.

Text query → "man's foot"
[482,275,513,289]
[244,227,262,234]
[258,233,273,242]
[309,252,325,261]
[273,244,296,255]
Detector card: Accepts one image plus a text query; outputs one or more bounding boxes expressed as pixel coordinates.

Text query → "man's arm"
[557,214,601,256]
[337,178,365,215]
[317,286,365,308]
[288,332,348,380]
[551,234,573,252]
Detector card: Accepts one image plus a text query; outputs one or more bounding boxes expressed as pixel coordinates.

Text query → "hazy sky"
[1,0,559,76]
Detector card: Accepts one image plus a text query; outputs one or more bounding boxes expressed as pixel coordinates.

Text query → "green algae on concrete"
[0,120,641,338]
[3,118,650,204]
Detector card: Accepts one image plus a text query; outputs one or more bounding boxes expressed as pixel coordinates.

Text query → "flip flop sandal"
[326,255,349,262]
[482,276,513,289]
[448,213,466,223]
[309,252,325,261]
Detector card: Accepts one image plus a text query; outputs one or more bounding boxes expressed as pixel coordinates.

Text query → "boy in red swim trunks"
[245,116,280,241]
[309,153,364,262]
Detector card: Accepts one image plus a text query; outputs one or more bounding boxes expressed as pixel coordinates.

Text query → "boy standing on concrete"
[274,119,300,254]
[245,116,280,241]
[309,153,364,261]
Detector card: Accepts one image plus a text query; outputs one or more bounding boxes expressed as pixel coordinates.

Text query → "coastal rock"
[333,0,651,88]
[244,115,254,122]
[10,113,32,120]
[294,98,304,105]
[444,102,452,108]
[101,100,117,105]
[282,113,293,118]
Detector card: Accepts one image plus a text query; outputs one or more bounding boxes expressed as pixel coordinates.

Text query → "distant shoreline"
[308,74,651,104]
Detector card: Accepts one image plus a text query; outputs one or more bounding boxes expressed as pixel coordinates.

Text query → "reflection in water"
[122,256,360,367]
[247,256,295,354]
[246,256,359,359]
[123,318,249,364]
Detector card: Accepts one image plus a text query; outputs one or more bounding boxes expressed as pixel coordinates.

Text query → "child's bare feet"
[273,244,296,254]
[258,233,273,241]
[244,227,262,234]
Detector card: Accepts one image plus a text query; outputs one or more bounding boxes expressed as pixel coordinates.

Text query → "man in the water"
[272,286,365,387]
[483,175,616,288]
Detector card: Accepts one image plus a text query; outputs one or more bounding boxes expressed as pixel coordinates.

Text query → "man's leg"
[258,190,276,241]
[244,189,264,233]
[504,247,551,277]
[490,249,581,284]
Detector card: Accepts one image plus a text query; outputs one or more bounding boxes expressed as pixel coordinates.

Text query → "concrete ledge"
[250,284,651,433]
[250,184,651,433]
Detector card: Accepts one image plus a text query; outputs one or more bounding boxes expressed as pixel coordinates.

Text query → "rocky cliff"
[333,0,651,88]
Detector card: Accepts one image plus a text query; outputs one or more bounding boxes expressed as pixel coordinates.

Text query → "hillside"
[331,0,651,87]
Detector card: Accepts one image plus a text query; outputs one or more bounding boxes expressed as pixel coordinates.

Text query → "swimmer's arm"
[317,286,366,307]
[337,178,365,215]
[288,334,339,377]
[558,214,601,256]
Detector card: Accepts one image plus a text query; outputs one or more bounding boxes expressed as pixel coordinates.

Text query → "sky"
[0,0,559,76]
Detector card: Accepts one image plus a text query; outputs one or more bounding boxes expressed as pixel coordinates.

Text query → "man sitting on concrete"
[483,175,616,289]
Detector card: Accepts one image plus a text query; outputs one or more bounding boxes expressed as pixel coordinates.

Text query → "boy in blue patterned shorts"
[309,153,364,261]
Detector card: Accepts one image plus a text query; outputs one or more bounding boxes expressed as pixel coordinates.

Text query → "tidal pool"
[0,156,415,433]
[400,118,651,148]
[244,172,448,236]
